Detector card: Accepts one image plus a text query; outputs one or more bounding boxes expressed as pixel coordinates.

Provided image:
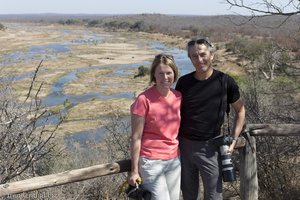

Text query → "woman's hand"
[128,172,141,186]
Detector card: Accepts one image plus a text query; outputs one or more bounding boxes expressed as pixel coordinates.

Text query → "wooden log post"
[0,159,131,197]
[247,124,300,136]
[239,135,258,200]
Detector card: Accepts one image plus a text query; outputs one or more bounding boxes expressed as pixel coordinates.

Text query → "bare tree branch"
[24,60,43,103]
[0,62,62,184]
[225,0,300,16]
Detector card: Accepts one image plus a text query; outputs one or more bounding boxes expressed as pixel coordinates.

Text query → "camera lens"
[219,145,236,182]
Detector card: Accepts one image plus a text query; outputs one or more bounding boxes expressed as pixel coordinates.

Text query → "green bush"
[134,65,150,78]
[87,20,102,27]
[0,23,6,31]
[130,21,146,32]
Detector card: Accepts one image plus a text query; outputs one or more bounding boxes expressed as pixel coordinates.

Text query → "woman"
[128,54,182,200]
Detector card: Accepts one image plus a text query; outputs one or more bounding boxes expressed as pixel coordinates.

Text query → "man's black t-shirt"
[175,69,240,141]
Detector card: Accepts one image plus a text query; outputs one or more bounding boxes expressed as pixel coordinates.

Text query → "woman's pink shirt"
[131,86,182,160]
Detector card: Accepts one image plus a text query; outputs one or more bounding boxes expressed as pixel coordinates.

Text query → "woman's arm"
[128,114,145,186]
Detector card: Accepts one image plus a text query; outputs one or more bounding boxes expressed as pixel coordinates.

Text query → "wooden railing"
[0,124,299,199]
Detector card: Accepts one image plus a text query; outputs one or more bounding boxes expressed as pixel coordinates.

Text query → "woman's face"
[154,63,175,89]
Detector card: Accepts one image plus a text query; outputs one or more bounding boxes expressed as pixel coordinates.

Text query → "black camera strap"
[215,72,230,136]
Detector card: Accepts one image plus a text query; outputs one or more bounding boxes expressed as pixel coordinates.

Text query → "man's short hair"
[186,36,215,57]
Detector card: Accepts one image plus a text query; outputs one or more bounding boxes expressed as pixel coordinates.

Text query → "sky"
[0,0,251,16]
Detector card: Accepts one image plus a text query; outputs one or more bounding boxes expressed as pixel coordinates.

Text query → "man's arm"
[229,97,245,152]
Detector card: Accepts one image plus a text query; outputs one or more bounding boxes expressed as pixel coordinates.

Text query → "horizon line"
[0,12,248,17]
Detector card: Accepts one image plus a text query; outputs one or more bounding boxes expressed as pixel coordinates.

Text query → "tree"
[0,23,6,31]
[130,21,146,32]
[225,0,300,27]
[0,61,62,184]
[256,42,290,80]
[226,38,292,80]
[225,0,300,16]
[240,71,300,199]
[87,20,102,27]
[134,65,150,78]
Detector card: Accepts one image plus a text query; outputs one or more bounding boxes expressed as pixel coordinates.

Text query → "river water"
[2,32,194,148]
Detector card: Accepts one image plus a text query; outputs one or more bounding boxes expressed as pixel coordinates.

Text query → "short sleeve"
[227,76,240,104]
[130,95,148,117]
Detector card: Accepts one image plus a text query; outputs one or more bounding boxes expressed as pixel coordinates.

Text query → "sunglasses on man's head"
[187,38,212,47]
[155,54,174,60]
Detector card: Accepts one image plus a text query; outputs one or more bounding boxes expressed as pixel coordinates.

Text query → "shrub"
[0,61,61,184]
[241,73,300,199]
[0,23,6,31]
[134,65,150,78]
[87,20,102,27]
[130,21,146,32]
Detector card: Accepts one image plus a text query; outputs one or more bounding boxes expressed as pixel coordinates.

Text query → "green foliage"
[87,20,102,27]
[49,105,64,115]
[118,21,131,29]
[48,99,72,115]
[65,19,78,25]
[226,38,266,61]
[227,73,248,89]
[273,75,300,89]
[63,98,73,108]
[276,51,291,73]
[57,19,79,25]
[103,20,131,30]
[134,65,150,78]
[0,23,6,31]
[130,21,146,32]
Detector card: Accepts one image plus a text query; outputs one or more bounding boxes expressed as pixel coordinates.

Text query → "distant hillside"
[0,13,298,31]
[0,13,299,52]
[0,13,112,22]
[1,13,298,44]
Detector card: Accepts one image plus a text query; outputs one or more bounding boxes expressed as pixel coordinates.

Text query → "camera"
[125,184,151,200]
[212,135,236,182]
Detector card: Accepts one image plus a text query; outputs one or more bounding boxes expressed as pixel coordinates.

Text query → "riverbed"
[0,23,195,147]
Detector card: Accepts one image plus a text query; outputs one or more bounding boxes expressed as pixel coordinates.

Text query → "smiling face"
[154,63,175,90]
[188,44,214,74]
[150,54,178,86]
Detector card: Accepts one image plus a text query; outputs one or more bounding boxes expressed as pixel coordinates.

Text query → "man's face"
[188,44,214,73]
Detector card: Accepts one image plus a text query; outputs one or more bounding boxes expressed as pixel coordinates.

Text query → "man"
[175,37,245,200]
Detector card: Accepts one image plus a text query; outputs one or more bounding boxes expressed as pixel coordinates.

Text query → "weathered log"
[239,136,258,200]
[246,124,300,136]
[234,137,246,148]
[0,160,131,197]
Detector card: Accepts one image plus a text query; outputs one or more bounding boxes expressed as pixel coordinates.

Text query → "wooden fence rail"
[0,124,299,199]
[0,160,131,197]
